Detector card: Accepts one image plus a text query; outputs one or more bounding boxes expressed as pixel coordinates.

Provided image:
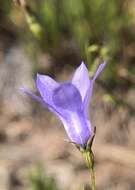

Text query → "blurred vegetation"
[0,0,134,111]
[28,163,60,190]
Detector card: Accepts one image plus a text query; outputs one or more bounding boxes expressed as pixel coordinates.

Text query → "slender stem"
[90,167,96,190]
[83,150,96,190]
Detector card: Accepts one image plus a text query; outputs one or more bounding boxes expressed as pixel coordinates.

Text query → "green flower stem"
[82,150,96,190]
[89,167,96,190]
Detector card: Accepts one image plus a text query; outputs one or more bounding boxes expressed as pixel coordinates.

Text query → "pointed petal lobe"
[83,62,107,116]
[36,74,59,106]
[20,87,46,105]
[72,61,90,101]
[93,61,106,81]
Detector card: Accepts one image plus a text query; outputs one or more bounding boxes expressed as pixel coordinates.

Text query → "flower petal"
[52,82,82,111]
[36,74,74,118]
[59,110,92,147]
[36,74,59,106]
[72,61,90,101]
[83,61,107,116]
[20,87,65,118]
[20,87,46,106]
[93,61,107,81]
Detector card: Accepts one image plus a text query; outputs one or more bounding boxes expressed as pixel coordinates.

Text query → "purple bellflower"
[21,62,106,148]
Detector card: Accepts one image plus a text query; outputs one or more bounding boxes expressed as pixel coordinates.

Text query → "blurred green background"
[0,0,135,190]
[2,0,135,81]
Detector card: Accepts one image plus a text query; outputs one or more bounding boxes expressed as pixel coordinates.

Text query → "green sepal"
[82,149,94,169]
[86,126,96,151]
[70,141,94,169]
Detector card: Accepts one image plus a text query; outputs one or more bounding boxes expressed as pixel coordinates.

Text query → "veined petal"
[83,62,107,117]
[52,82,82,111]
[72,61,90,101]
[59,110,92,147]
[36,74,72,118]
[36,74,59,106]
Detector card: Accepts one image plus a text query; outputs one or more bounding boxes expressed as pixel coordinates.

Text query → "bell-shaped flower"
[21,62,106,148]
